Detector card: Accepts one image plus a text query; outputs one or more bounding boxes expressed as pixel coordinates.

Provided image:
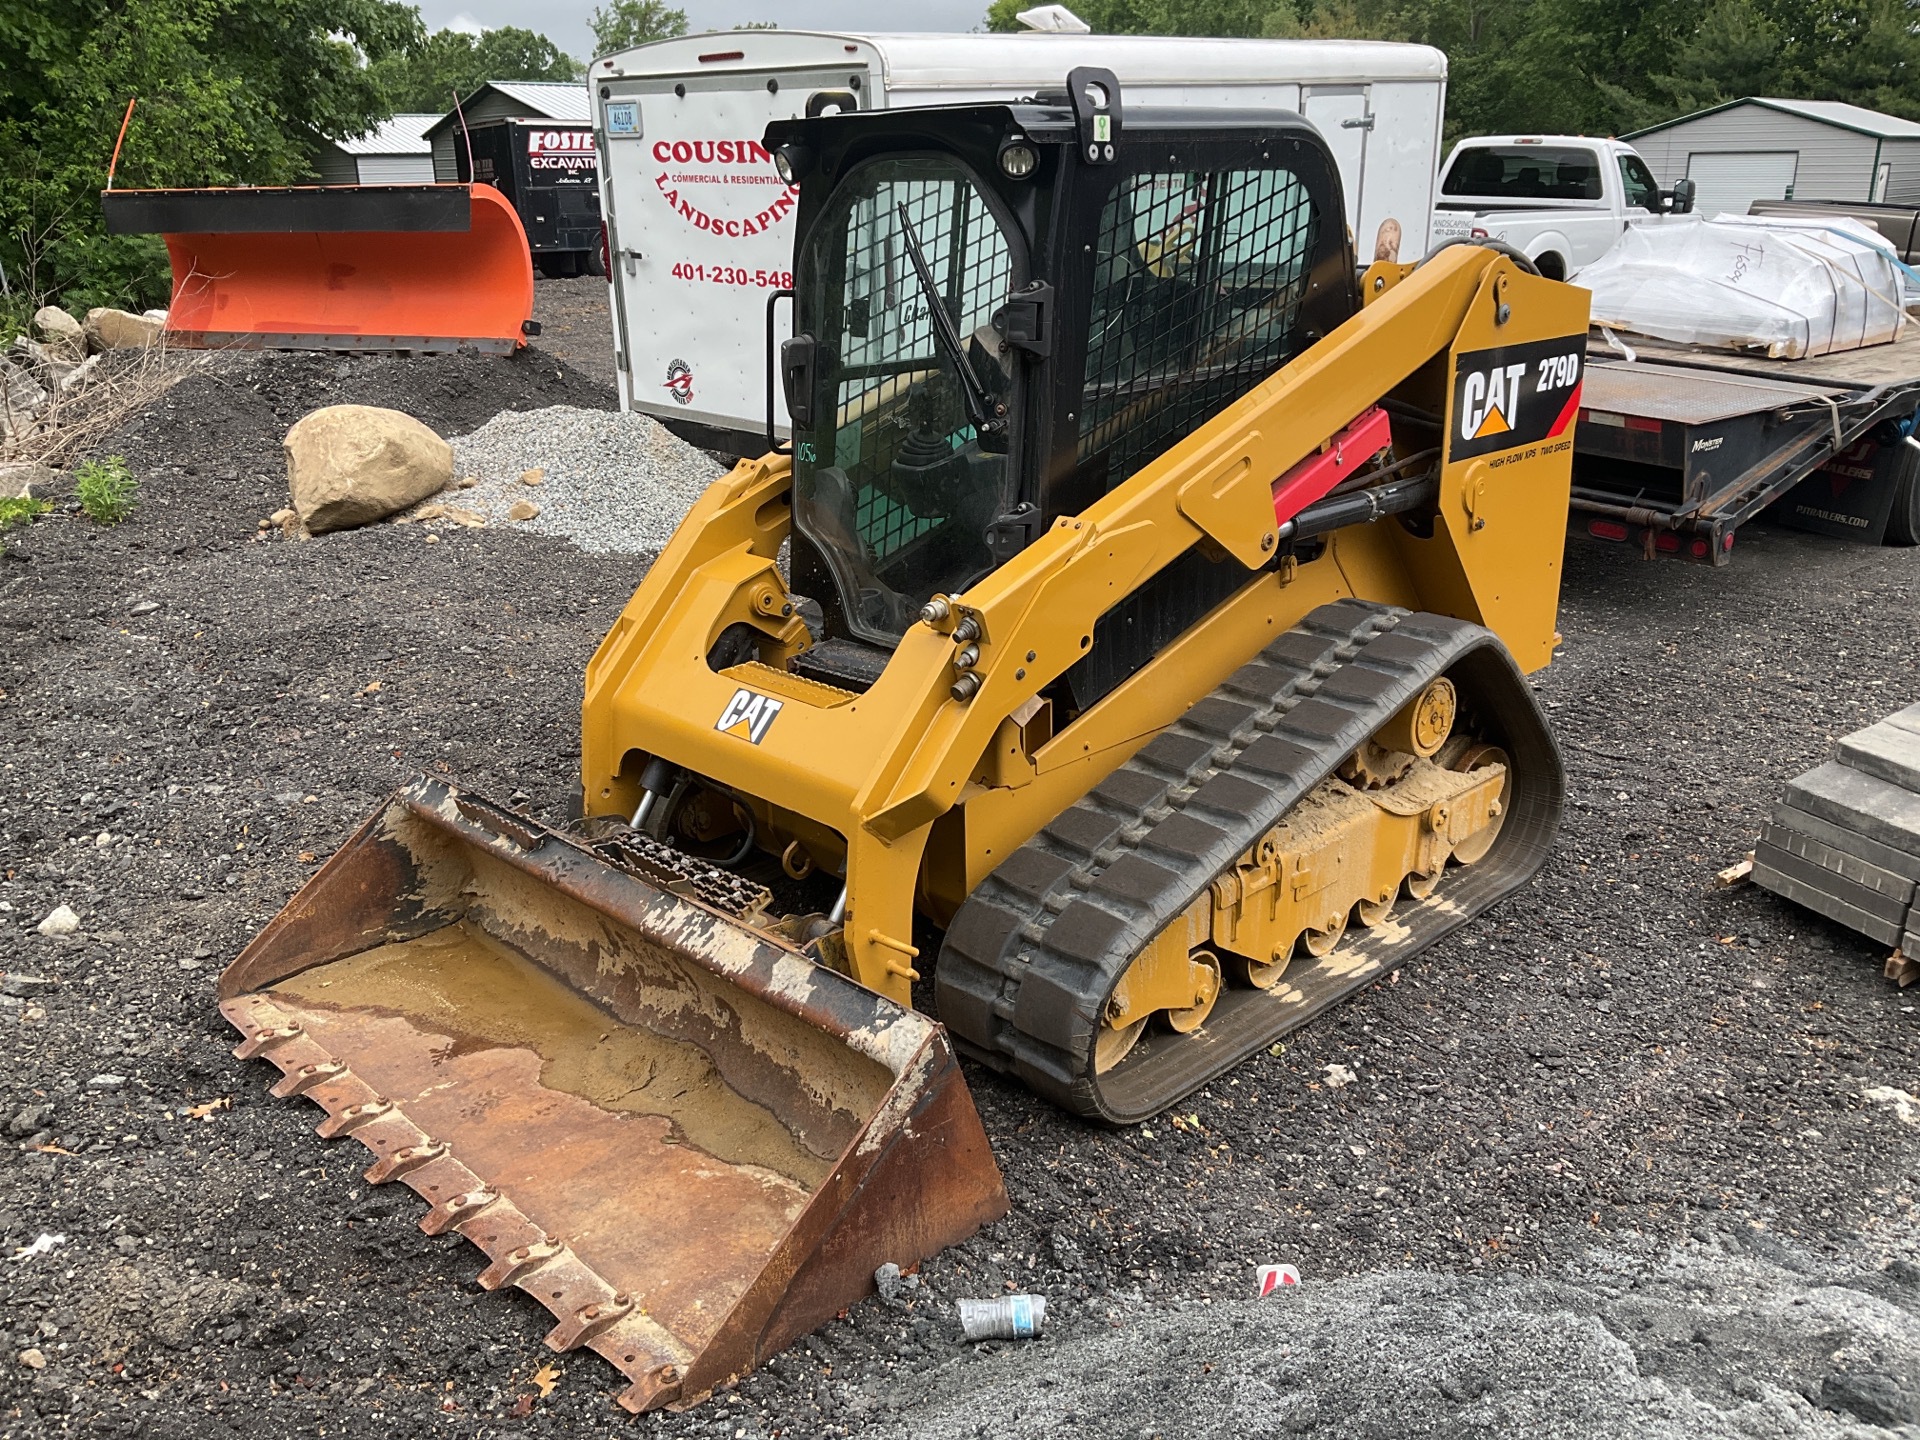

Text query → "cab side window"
[1617,154,1663,212]
[1079,166,1320,492]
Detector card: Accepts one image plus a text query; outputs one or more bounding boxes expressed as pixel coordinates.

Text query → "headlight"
[999,141,1038,179]
[774,146,799,185]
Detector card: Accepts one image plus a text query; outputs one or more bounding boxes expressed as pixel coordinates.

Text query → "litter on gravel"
[439,405,724,554]
[10,1233,66,1263]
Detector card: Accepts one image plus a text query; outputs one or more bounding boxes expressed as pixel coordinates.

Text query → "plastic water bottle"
[956,1294,1047,1341]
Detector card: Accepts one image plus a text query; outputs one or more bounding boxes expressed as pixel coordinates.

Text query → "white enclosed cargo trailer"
[588,31,1447,451]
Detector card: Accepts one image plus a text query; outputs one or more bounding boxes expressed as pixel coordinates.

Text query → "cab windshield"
[791,155,1018,645]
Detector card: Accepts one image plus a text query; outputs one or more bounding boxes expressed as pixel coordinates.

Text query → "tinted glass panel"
[1617,153,1662,211]
[1442,146,1604,201]
[793,156,1016,644]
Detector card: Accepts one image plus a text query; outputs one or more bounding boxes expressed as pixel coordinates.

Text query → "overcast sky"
[419,2,993,63]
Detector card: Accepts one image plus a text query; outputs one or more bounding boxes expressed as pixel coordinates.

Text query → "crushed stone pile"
[442,405,723,554]
[871,1238,1920,1439]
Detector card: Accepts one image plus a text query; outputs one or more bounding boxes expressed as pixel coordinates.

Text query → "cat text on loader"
[220,71,1588,1414]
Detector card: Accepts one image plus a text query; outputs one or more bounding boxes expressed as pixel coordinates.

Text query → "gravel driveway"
[1,348,1916,1439]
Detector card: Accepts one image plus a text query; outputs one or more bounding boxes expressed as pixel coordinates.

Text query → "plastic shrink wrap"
[1574,214,1910,359]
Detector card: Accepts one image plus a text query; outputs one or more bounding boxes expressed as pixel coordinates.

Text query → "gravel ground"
[1,350,1918,1438]
[444,406,722,553]
[531,277,617,391]
[873,1236,1920,1438]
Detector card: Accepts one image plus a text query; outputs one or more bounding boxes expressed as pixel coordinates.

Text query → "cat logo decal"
[1451,340,1584,461]
[715,687,783,744]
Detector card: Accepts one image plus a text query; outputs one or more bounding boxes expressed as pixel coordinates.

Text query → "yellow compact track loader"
[221,70,1589,1412]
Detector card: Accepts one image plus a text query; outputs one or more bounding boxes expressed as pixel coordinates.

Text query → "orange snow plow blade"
[216,777,1007,1413]
[101,184,534,352]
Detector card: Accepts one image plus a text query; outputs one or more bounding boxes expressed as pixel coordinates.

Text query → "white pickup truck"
[1429,135,1695,280]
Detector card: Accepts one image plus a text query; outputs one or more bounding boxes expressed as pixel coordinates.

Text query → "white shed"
[1626,97,1920,216]
[426,81,591,181]
[316,114,440,185]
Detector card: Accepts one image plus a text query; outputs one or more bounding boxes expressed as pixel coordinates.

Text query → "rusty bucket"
[218,777,1007,1412]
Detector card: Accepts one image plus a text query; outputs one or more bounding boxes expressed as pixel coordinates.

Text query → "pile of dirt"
[1,341,1917,1439]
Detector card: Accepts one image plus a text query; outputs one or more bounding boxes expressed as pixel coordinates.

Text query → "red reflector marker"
[698,50,746,62]
[1588,519,1630,542]
[1654,531,1680,552]
[1625,416,1661,433]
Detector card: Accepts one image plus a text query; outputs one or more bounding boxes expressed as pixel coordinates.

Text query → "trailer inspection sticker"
[1450,337,1584,462]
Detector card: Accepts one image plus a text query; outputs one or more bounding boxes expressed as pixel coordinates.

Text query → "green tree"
[1645,0,1781,120]
[1772,0,1920,119]
[371,26,582,114]
[982,0,1920,138]
[987,0,1293,31]
[589,1,688,55]
[1,0,419,319]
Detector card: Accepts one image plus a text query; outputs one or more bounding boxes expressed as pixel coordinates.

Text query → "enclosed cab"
[588,30,1448,452]
[457,117,605,277]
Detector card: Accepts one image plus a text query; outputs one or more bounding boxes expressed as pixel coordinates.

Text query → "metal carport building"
[425,81,592,183]
[1626,97,1920,217]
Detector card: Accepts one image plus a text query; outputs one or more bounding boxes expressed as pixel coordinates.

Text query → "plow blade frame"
[102,185,535,353]
[217,777,1006,1412]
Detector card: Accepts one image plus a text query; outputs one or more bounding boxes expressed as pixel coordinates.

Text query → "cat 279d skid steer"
[220,70,1588,1413]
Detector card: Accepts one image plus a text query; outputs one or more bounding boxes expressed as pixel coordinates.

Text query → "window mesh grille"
[1079,167,1319,492]
[830,173,1012,562]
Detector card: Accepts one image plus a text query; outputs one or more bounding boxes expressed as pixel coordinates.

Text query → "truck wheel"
[1533,252,1566,282]
[1888,439,1920,546]
[585,246,606,278]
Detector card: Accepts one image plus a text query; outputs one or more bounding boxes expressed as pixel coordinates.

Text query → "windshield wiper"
[894,202,1002,440]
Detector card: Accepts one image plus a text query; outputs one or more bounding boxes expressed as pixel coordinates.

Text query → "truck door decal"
[1450,337,1584,460]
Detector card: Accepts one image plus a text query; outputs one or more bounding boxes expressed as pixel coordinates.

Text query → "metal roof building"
[425,81,592,181]
[1627,97,1920,216]
[316,113,439,184]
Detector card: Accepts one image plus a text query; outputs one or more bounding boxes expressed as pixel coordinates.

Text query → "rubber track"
[935,599,1565,1124]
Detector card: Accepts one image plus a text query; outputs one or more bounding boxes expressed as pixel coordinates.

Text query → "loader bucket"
[100,184,534,353]
[217,777,1007,1412]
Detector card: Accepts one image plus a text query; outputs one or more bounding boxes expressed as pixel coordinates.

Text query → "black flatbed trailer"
[1570,328,1920,562]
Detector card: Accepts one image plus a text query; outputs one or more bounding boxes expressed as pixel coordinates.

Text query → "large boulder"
[31,305,85,361]
[82,307,165,352]
[57,355,101,395]
[9,335,75,390]
[285,405,452,534]
[1,355,48,427]
[1,462,58,498]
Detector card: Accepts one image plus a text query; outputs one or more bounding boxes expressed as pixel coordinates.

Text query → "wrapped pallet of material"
[1575,215,1909,359]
